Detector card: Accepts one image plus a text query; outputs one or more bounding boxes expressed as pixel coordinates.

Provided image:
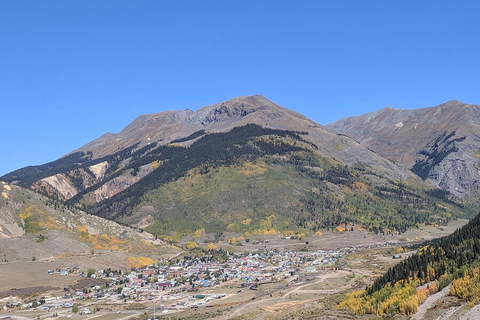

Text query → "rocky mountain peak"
[68,94,410,181]
[188,95,273,126]
[71,95,322,159]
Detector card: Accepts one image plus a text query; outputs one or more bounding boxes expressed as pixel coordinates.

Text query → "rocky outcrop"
[38,173,78,199]
[88,161,108,180]
[76,162,155,206]
[0,182,24,238]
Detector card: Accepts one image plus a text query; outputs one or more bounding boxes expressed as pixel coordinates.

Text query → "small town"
[1,243,362,318]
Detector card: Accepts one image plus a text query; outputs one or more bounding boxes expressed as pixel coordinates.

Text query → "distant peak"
[101,132,116,138]
[222,94,272,106]
[439,100,464,107]
[380,106,404,111]
[444,99,462,104]
[229,94,267,100]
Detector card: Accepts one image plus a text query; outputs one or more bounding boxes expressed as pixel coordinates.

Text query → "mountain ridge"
[70,95,319,158]
[2,95,414,190]
[328,100,480,199]
[67,95,411,182]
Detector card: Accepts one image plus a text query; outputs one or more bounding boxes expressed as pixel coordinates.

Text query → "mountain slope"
[0,180,173,263]
[2,95,412,196]
[328,100,480,200]
[3,125,474,238]
[1,96,475,237]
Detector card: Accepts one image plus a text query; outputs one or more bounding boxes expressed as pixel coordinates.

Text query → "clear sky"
[1,1,479,176]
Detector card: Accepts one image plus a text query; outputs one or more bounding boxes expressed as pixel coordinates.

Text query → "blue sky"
[1,1,479,176]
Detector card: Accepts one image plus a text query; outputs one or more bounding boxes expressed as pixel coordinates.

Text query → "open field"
[0,252,133,293]
[204,218,469,255]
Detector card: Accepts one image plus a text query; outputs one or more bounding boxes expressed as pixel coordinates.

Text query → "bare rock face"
[77,162,156,206]
[0,182,24,238]
[328,101,480,199]
[36,173,79,199]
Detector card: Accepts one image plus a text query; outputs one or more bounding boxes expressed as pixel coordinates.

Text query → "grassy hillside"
[0,182,174,263]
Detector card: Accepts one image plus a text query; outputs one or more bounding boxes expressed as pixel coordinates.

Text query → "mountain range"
[2,95,478,239]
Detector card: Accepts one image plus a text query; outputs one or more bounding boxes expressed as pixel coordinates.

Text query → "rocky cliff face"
[328,100,480,199]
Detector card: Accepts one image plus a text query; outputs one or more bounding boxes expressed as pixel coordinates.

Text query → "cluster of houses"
[2,246,356,313]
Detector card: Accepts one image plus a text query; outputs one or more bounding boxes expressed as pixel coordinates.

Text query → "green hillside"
[77,125,475,238]
[4,124,476,239]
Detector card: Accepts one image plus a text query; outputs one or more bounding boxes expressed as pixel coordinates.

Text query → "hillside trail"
[411,284,451,320]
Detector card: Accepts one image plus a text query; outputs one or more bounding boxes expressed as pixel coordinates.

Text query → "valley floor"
[0,219,470,320]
